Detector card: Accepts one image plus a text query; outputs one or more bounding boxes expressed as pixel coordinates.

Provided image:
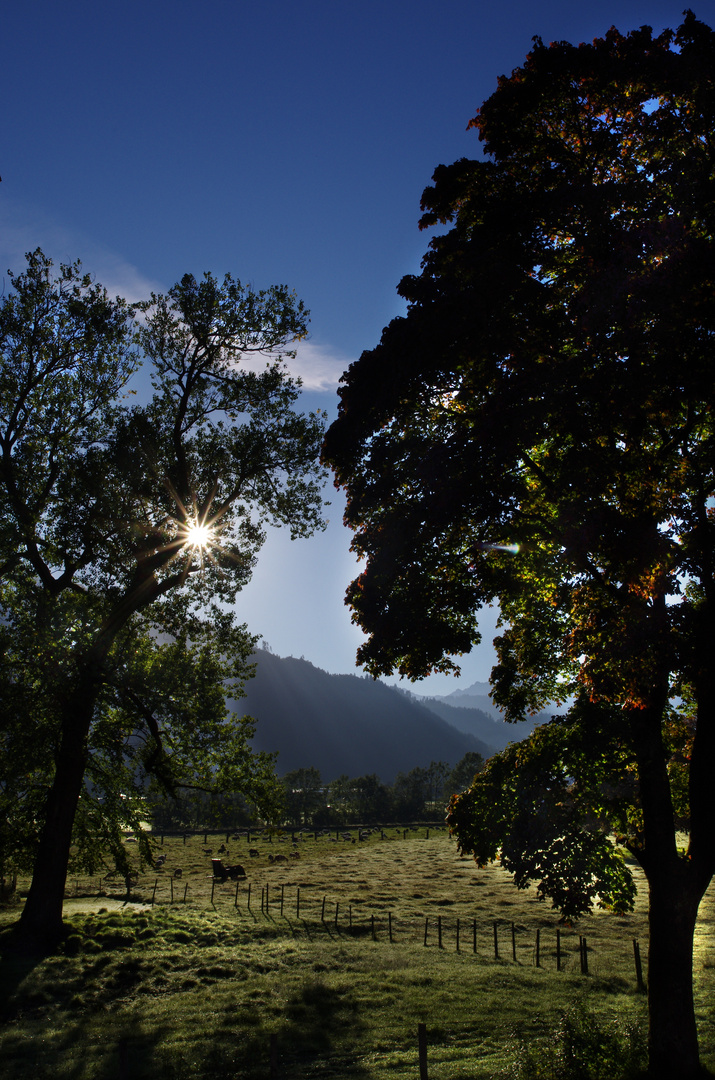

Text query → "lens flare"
[474,541,520,554]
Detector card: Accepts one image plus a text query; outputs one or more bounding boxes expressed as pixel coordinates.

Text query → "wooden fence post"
[211,880,215,905]
[151,879,158,906]
[247,882,251,910]
[418,1023,428,1080]
[235,879,240,907]
[424,917,429,946]
[580,936,589,975]
[183,883,188,903]
[321,895,326,921]
[633,939,645,991]
[118,1038,128,1080]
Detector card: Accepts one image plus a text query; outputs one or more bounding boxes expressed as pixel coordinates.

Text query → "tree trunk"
[629,690,710,1078]
[646,871,705,1079]
[18,677,97,945]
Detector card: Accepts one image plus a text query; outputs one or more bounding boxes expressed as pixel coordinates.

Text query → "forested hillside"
[230,649,496,782]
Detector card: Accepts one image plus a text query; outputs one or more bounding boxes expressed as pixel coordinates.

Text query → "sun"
[184,522,213,549]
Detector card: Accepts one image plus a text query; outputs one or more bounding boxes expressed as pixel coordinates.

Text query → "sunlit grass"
[1,832,713,1078]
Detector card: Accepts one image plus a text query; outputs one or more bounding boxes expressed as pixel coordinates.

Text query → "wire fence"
[61,870,648,988]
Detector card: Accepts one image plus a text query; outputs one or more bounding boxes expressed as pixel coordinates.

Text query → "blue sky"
[3,0,710,693]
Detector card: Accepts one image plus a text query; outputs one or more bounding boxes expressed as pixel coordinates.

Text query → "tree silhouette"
[0,251,326,943]
[324,15,715,1076]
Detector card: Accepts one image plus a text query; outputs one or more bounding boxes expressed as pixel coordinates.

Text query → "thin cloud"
[284,340,353,392]
[0,199,351,391]
[0,197,164,303]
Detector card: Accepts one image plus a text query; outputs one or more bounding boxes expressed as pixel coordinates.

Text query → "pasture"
[1,827,714,1078]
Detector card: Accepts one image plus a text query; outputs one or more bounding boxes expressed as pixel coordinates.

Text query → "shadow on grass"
[273,974,370,1078]
[0,917,48,1020]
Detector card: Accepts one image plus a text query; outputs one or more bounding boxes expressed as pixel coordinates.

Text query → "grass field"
[1,827,714,1078]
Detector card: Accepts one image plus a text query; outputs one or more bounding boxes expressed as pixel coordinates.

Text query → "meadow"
[1,827,714,1079]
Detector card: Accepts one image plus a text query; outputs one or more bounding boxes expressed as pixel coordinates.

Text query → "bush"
[504,999,647,1080]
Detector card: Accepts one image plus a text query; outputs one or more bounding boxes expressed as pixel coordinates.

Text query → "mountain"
[411,680,557,751]
[436,681,503,716]
[230,650,496,783]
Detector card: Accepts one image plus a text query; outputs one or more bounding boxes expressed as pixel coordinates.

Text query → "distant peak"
[445,681,492,698]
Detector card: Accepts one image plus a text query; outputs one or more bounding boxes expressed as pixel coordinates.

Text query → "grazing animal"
[202,847,212,855]
[249,849,260,858]
[154,854,166,867]
[212,858,246,881]
[174,868,183,878]
[218,844,227,854]
[289,850,300,859]
[273,853,288,863]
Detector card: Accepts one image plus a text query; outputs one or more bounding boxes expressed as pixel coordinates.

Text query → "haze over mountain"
[409,684,548,751]
[230,651,551,782]
[230,650,497,783]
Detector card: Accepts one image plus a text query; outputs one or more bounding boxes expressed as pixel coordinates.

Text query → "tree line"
[279,755,484,826]
[148,753,485,832]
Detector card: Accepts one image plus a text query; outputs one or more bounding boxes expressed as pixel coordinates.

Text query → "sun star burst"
[184,522,213,549]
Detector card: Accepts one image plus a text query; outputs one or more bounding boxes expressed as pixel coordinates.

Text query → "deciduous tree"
[445,752,484,796]
[282,766,324,825]
[0,251,326,943]
[323,15,715,1077]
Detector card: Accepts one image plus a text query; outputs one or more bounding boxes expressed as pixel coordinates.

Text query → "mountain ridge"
[230,650,496,783]
[230,653,545,782]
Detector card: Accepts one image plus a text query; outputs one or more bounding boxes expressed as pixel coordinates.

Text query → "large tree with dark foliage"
[0,251,326,944]
[323,15,715,1077]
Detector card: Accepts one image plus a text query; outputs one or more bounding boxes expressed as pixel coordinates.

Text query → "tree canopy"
[323,14,715,1077]
[0,250,326,941]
